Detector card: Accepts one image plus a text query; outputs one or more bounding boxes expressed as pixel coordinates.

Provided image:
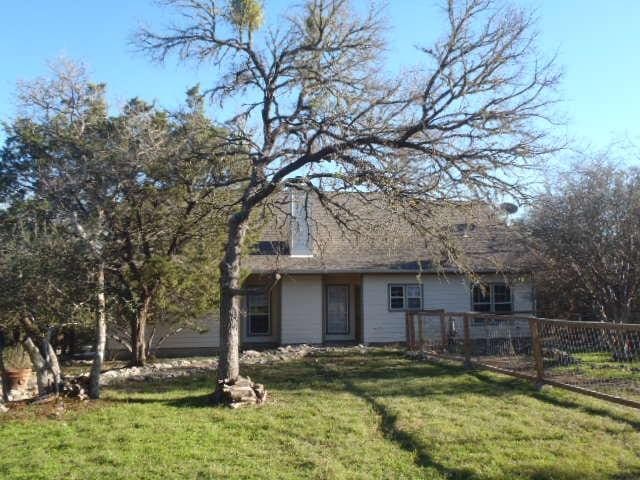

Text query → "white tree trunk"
[23,337,52,396]
[89,262,107,399]
[42,332,61,395]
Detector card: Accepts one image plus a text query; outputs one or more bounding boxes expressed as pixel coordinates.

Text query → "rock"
[233,376,253,387]
[60,375,90,400]
[242,350,261,357]
[253,383,267,403]
[68,346,319,388]
[32,393,58,405]
[213,375,267,408]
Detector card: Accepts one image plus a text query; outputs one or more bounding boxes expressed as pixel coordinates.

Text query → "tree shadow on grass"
[340,375,477,479]
[469,369,640,432]
[505,464,640,480]
[306,352,523,400]
[106,393,216,409]
[106,349,520,407]
[299,356,485,478]
[106,348,640,436]
[532,390,640,431]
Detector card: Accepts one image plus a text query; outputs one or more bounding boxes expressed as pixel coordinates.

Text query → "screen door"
[326,285,349,335]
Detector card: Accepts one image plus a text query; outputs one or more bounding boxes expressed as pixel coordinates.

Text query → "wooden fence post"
[405,312,416,350]
[417,314,424,350]
[463,313,472,369]
[405,313,410,350]
[439,311,447,353]
[530,318,544,389]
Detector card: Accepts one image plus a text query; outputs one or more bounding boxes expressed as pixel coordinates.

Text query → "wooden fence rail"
[406,311,640,410]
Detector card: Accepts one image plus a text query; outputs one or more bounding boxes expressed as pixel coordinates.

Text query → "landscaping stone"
[1,345,373,406]
[60,375,89,400]
[61,344,372,389]
[213,375,268,408]
[242,350,261,357]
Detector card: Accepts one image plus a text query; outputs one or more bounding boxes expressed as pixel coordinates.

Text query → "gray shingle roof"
[243,192,528,275]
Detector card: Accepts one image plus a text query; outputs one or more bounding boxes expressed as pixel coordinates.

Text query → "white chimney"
[290,190,313,257]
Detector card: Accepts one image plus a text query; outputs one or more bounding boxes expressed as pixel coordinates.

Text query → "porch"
[242,274,364,346]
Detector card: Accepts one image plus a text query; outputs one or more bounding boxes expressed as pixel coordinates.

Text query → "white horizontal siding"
[414,317,532,342]
[155,314,220,349]
[423,276,470,311]
[107,314,219,351]
[281,275,323,344]
[363,274,534,344]
[362,274,420,343]
[512,281,534,313]
[468,319,531,339]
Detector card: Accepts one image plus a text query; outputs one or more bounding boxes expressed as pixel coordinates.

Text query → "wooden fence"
[406,311,640,410]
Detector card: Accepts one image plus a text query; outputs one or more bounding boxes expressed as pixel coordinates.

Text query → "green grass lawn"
[543,351,640,401]
[554,351,640,379]
[1,348,640,480]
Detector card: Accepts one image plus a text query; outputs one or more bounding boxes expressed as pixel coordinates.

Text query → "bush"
[2,344,32,370]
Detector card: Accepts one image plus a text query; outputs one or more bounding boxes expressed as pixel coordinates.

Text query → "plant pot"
[5,369,32,390]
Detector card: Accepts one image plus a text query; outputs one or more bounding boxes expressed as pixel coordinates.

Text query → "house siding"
[362,274,422,343]
[512,281,534,313]
[153,314,220,350]
[362,273,534,344]
[108,272,534,354]
[281,275,323,344]
[106,314,220,357]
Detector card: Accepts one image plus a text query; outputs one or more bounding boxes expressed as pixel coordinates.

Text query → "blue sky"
[1,1,639,158]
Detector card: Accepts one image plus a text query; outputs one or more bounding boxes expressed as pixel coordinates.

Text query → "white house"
[143,192,534,355]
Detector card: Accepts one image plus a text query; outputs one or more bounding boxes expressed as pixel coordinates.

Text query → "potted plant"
[2,345,33,390]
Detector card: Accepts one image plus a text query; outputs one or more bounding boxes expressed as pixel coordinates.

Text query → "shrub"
[2,344,32,370]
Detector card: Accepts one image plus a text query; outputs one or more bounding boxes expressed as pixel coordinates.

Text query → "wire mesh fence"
[406,311,640,409]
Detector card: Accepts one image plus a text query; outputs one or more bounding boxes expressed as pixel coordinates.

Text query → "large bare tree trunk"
[43,329,61,394]
[89,262,107,398]
[130,299,151,366]
[20,316,61,396]
[217,214,250,383]
[23,337,53,396]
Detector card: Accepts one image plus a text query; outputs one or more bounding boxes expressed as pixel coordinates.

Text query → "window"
[492,284,512,313]
[472,283,512,314]
[388,284,422,311]
[250,241,290,255]
[247,293,270,336]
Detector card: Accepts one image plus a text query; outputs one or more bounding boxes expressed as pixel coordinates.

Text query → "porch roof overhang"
[245,257,531,276]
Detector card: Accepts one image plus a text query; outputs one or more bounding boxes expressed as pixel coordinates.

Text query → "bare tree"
[525,159,640,322]
[136,0,561,393]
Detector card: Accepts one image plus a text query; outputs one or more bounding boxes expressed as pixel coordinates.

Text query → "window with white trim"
[472,283,512,314]
[247,293,270,336]
[388,284,422,311]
